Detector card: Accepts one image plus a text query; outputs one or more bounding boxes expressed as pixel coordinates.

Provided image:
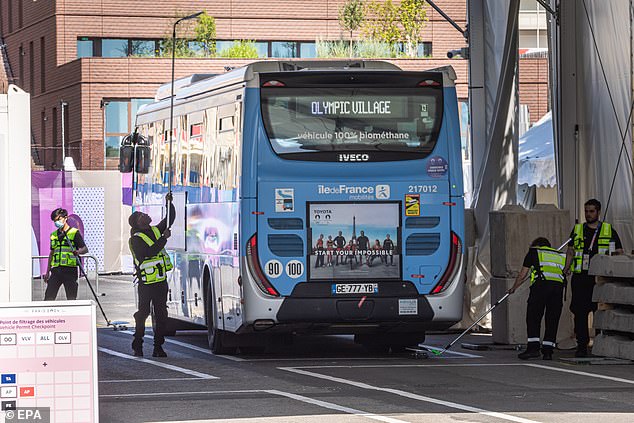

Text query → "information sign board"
[0,301,98,422]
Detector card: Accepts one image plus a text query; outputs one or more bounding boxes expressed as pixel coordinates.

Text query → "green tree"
[361,0,400,56]
[194,12,217,57]
[399,0,428,57]
[218,40,260,58]
[338,0,364,57]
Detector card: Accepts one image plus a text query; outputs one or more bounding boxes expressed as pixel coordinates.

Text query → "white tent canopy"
[518,111,555,187]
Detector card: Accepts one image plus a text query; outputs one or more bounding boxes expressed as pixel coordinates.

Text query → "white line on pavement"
[120,330,245,362]
[100,389,410,423]
[288,363,523,369]
[100,377,205,383]
[98,347,218,379]
[99,390,261,398]
[279,367,542,423]
[266,389,411,423]
[526,363,634,385]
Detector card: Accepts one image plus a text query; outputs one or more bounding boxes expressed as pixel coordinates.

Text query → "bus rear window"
[261,81,443,161]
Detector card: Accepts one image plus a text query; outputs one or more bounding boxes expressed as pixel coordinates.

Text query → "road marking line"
[98,347,218,379]
[99,390,262,398]
[120,330,245,362]
[100,389,410,423]
[417,344,482,358]
[266,389,411,423]
[526,363,634,385]
[101,377,204,383]
[290,363,524,369]
[279,367,542,423]
[233,356,404,362]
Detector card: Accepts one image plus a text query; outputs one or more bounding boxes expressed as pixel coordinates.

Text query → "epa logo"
[375,185,390,199]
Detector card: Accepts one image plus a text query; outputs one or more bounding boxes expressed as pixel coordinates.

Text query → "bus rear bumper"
[276,295,434,325]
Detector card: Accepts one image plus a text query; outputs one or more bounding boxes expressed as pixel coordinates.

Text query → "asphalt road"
[33,275,634,422]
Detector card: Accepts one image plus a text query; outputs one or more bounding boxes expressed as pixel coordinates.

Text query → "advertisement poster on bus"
[307,202,400,280]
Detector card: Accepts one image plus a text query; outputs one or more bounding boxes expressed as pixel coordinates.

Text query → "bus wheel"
[205,283,237,355]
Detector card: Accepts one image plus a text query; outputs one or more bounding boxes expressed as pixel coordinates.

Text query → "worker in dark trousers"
[509,237,566,360]
[44,208,88,301]
[128,193,176,358]
[564,198,623,357]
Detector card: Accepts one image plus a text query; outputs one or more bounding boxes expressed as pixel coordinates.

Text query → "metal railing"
[31,255,100,299]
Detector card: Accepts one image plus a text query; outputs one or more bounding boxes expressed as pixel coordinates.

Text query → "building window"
[40,37,45,92]
[8,0,13,33]
[216,40,235,55]
[271,41,297,58]
[18,0,23,28]
[101,39,129,57]
[253,42,268,58]
[299,42,316,58]
[18,44,24,88]
[52,107,58,149]
[103,98,153,169]
[77,38,94,58]
[130,40,157,57]
[29,40,33,93]
[418,42,432,57]
[41,110,48,167]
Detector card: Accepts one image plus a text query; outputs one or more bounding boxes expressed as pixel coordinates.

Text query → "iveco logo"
[339,154,370,162]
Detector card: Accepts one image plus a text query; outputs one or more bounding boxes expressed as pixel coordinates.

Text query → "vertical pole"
[61,101,67,170]
[168,23,176,197]
[167,23,177,228]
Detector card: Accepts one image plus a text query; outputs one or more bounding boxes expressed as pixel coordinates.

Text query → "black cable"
[581,0,634,219]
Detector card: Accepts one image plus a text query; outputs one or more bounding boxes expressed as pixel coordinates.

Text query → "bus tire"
[205,280,237,355]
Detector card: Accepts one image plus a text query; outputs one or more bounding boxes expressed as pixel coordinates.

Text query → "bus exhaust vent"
[405,234,441,256]
[268,218,304,230]
[267,234,304,257]
[405,216,440,229]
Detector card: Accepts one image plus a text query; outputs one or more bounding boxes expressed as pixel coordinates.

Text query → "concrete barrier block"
[528,205,571,250]
[490,206,529,278]
[489,206,571,278]
[594,309,634,332]
[491,277,527,344]
[589,255,634,279]
[464,208,476,248]
[593,333,634,360]
[593,282,634,306]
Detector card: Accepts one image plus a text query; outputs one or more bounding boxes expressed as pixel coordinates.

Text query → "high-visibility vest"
[130,227,173,284]
[530,246,566,285]
[571,222,612,273]
[50,228,79,268]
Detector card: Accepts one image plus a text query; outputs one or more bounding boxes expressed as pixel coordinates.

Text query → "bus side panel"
[443,87,465,198]
[240,89,261,200]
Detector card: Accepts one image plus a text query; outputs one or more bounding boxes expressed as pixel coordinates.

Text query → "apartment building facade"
[0,0,548,170]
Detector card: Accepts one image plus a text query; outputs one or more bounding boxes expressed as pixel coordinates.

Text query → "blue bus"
[124,60,465,353]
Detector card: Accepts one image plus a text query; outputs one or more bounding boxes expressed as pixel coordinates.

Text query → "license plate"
[331,283,378,295]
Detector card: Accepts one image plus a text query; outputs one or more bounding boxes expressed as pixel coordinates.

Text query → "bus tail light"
[262,80,286,87]
[246,234,280,297]
[430,232,462,295]
[418,79,441,87]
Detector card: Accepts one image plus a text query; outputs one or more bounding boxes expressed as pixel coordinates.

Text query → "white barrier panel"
[0,85,32,302]
[0,300,98,422]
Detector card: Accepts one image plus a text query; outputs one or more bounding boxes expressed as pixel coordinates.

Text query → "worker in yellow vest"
[45,208,88,300]
[509,237,566,360]
[564,199,623,357]
[128,193,176,357]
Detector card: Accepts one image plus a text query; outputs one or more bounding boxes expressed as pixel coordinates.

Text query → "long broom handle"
[443,292,511,351]
[62,230,111,325]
